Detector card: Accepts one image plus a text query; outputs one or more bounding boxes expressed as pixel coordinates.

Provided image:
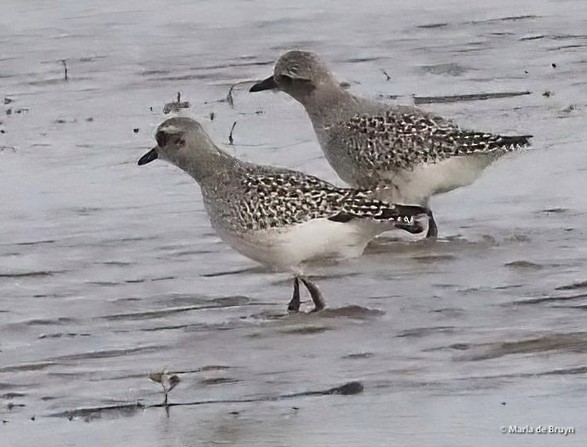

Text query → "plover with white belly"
[250,50,532,238]
[138,117,430,312]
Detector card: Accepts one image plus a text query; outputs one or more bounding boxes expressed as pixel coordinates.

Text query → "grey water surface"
[1,0,587,446]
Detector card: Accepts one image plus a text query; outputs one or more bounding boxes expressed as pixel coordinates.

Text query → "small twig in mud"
[226,85,235,108]
[61,60,69,81]
[226,80,259,108]
[163,91,191,114]
[558,104,577,117]
[228,121,237,145]
[381,69,391,81]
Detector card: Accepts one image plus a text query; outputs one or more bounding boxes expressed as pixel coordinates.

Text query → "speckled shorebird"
[250,50,532,237]
[138,117,429,312]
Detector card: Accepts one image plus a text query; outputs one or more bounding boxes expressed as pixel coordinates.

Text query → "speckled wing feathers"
[236,171,423,231]
[343,111,532,171]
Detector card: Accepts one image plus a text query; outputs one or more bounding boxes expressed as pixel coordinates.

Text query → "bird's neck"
[173,140,236,184]
[302,84,359,125]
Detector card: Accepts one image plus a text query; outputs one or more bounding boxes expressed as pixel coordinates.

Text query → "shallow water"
[1,0,587,445]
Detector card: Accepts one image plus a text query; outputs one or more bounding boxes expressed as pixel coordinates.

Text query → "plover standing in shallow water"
[138,117,430,312]
[250,50,532,237]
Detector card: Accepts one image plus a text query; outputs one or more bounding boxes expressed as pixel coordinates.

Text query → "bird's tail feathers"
[495,134,533,149]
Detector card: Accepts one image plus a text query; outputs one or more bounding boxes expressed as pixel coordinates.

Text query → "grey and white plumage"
[250,50,532,236]
[342,112,531,171]
[138,117,429,311]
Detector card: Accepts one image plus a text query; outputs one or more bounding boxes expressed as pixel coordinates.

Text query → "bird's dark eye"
[156,130,168,147]
[156,131,184,148]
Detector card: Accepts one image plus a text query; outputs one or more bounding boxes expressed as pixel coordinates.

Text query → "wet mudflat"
[1,0,587,445]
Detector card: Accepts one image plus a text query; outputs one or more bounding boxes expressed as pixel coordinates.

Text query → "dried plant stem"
[61,60,68,81]
[228,121,237,145]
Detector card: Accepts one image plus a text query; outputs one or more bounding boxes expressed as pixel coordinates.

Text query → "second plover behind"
[250,50,533,237]
[138,117,430,312]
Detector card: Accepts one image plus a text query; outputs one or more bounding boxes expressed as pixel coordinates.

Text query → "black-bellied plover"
[138,117,430,312]
[250,50,532,237]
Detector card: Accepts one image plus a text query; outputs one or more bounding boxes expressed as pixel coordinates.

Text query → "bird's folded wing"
[339,110,532,171]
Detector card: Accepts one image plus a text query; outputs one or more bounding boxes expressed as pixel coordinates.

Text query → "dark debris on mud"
[49,380,364,422]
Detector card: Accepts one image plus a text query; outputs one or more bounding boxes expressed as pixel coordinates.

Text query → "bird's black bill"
[249,76,278,92]
[138,148,158,165]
